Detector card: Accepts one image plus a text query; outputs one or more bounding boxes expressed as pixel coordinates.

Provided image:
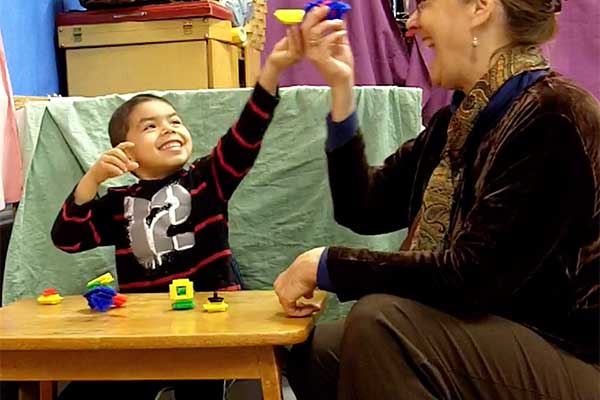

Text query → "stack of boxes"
[242,0,267,87]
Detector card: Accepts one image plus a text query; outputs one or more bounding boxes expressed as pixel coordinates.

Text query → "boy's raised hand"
[74,142,139,205]
[267,26,304,72]
[258,26,304,95]
[88,142,139,184]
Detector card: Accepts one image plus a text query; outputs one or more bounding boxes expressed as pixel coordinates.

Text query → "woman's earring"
[472,36,479,48]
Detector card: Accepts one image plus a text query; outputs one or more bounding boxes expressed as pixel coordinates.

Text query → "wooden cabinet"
[56,2,258,96]
[58,16,240,96]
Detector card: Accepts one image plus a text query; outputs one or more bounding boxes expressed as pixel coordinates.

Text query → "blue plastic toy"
[304,1,351,20]
[84,285,117,312]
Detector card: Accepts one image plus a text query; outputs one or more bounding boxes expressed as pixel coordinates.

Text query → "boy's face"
[125,100,193,180]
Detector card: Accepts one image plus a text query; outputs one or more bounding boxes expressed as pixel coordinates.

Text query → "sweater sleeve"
[197,82,279,202]
[51,188,118,252]
[326,107,450,234]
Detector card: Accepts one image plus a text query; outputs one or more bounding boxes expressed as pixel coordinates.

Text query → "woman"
[274,1,600,399]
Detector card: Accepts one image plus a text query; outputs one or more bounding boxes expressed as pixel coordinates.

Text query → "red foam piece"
[112,293,127,307]
[42,288,58,296]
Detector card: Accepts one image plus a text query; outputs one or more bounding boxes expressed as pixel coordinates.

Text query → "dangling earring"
[472,36,479,48]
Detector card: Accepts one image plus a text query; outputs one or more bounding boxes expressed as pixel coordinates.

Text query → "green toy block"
[172,299,195,310]
[86,281,102,290]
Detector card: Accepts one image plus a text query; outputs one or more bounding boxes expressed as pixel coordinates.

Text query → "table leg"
[40,382,56,400]
[18,382,38,400]
[258,346,282,400]
[17,382,55,400]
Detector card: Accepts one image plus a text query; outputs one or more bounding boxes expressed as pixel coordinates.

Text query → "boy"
[51,28,302,400]
[52,30,301,293]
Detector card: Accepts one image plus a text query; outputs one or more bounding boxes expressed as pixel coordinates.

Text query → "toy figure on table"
[83,272,127,312]
[37,288,63,305]
[203,290,229,312]
[169,278,195,310]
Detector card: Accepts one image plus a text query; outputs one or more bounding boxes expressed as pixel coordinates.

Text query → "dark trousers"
[287,294,600,400]
[57,380,223,400]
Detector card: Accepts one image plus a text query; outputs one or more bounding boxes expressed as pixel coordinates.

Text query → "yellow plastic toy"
[86,272,115,289]
[169,278,195,310]
[273,9,306,25]
[202,291,229,313]
[37,288,63,305]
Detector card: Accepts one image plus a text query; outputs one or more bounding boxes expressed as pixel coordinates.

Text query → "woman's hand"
[274,247,325,317]
[301,6,354,90]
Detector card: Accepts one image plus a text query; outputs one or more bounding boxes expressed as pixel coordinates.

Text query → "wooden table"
[0,290,327,400]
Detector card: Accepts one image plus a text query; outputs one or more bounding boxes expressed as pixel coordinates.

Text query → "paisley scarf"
[410,45,550,251]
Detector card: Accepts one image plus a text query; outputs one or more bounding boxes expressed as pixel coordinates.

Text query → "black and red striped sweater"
[51,83,279,293]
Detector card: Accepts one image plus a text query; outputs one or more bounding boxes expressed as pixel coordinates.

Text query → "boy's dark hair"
[108,94,175,147]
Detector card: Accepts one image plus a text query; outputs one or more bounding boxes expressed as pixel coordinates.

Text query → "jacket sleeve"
[324,114,593,309]
[196,82,279,202]
[326,108,450,234]
[51,188,117,252]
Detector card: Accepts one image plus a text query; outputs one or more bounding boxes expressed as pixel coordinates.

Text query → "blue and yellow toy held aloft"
[274,0,351,25]
[169,278,195,310]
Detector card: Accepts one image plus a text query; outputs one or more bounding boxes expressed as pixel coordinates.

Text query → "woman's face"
[407,0,476,90]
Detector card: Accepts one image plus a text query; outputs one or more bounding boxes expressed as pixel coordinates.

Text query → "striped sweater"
[51,83,279,293]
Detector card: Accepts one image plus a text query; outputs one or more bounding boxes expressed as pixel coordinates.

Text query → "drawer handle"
[113,11,148,19]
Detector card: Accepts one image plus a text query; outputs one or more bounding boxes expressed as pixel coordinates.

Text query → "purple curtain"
[544,0,600,101]
[263,0,599,122]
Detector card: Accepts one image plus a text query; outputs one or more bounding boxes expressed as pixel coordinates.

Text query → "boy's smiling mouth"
[158,139,184,151]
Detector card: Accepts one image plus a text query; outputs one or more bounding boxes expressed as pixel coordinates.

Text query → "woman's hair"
[499,0,559,45]
[108,94,175,147]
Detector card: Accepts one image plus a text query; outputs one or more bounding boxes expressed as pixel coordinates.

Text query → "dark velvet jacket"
[325,74,600,363]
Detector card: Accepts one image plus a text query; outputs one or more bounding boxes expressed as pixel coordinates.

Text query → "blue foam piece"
[84,286,117,312]
[304,1,352,20]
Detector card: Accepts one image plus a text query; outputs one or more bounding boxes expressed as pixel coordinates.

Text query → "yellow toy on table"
[37,288,63,305]
[203,291,229,313]
[169,278,195,310]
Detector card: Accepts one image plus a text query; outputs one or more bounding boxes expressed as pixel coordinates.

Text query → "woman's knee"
[289,320,343,373]
[287,321,344,400]
[344,294,428,344]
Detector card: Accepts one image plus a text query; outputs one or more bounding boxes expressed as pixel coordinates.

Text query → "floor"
[227,378,296,400]
[0,378,298,400]
[156,378,297,400]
